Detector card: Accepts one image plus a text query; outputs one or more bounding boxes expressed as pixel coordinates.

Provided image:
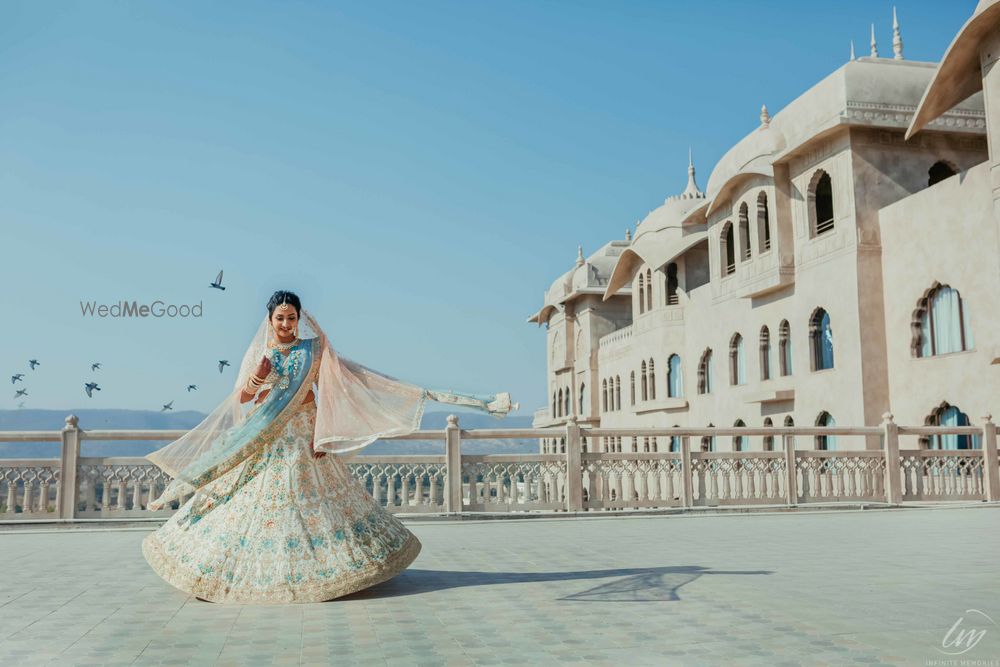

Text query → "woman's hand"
[254,355,272,380]
[311,443,326,459]
[255,388,270,405]
[303,389,315,405]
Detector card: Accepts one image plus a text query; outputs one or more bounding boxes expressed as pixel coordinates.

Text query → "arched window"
[648,358,656,399]
[698,349,713,394]
[557,389,564,417]
[815,411,836,450]
[552,392,557,418]
[759,326,771,381]
[925,403,981,449]
[809,308,834,371]
[778,320,792,376]
[637,273,646,315]
[809,170,835,236]
[564,388,570,417]
[721,222,736,276]
[914,284,974,357]
[784,415,795,449]
[729,333,745,385]
[738,202,752,261]
[646,269,653,312]
[667,354,683,397]
[665,263,679,305]
[630,371,636,405]
[701,424,716,452]
[928,160,957,186]
[733,419,746,452]
[640,361,648,401]
[579,383,586,414]
[614,375,621,411]
[757,191,771,252]
[762,417,774,451]
[601,381,607,413]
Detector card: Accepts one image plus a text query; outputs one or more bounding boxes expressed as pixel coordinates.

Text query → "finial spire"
[760,104,770,128]
[850,39,856,61]
[870,24,878,58]
[681,150,702,199]
[666,150,705,203]
[892,7,903,60]
[576,245,584,266]
[625,228,632,242]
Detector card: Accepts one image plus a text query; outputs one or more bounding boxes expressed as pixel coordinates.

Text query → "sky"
[0,0,977,416]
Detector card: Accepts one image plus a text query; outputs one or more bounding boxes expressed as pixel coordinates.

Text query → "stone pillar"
[445,415,463,513]
[58,415,81,520]
[881,412,902,504]
[680,436,693,508]
[981,415,1000,502]
[783,433,798,506]
[564,416,583,511]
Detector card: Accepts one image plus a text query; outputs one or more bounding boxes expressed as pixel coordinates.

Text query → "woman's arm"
[239,355,272,404]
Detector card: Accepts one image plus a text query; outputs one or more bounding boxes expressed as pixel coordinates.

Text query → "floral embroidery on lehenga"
[142,401,421,603]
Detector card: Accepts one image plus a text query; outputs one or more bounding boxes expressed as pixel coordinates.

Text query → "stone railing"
[598,325,633,349]
[0,413,997,521]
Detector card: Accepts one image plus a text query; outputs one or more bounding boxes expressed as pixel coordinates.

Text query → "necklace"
[270,345,303,390]
[273,336,299,352]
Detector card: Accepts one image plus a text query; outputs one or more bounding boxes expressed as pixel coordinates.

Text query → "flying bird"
[218,360,230,373]
[11,374,23,384]
[209,269,225,291]
[28,360,39,370]
[91,363,101,371]
[14,389,27,398]
[187,384,197,392]
[162,401,174,411]
[84,382,101,398]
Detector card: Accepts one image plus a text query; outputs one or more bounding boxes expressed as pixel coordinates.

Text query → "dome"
[705,118,786,205]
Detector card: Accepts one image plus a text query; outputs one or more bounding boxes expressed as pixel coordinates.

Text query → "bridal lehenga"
[142,308,515,603]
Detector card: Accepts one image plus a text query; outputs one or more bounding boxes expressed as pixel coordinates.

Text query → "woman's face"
[270,306,299,340]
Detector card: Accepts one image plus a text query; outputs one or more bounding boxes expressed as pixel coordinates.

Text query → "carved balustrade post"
[783,433,797,506]
[58,415,81,520]
[445,415,463,513]
[882,412,902,505]
[564,417,583,511]
[981,414,999,502]
[680,436,693,508]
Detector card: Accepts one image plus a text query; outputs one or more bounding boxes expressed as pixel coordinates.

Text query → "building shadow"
[337,565,771,602]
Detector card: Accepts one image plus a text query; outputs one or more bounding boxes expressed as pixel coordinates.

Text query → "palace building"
[528,3,1000,454]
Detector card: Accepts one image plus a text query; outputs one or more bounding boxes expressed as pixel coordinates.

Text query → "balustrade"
[0,412,997,521]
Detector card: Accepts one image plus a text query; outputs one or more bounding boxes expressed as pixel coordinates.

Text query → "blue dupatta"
[170,337,318,492]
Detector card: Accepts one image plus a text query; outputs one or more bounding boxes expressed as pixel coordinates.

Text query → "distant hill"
[0,408,538,458]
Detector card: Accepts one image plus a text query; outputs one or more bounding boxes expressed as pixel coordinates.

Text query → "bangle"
[244,375,264,394]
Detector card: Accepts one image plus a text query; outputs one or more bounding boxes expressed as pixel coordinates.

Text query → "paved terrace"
[1,505,998,666]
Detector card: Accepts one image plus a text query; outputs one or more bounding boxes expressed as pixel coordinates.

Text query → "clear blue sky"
[0,1,976,415]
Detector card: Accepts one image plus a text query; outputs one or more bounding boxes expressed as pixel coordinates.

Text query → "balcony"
[598,324,633,351]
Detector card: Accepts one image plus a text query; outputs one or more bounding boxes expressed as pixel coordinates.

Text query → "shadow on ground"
[340,565,772,602]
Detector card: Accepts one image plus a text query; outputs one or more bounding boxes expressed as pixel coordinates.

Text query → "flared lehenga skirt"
[142,401,421,603]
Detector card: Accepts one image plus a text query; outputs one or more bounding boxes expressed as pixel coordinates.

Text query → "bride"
[142,290,516,603]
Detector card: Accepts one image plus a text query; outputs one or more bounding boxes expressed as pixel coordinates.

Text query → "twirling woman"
[142,290,516,603]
